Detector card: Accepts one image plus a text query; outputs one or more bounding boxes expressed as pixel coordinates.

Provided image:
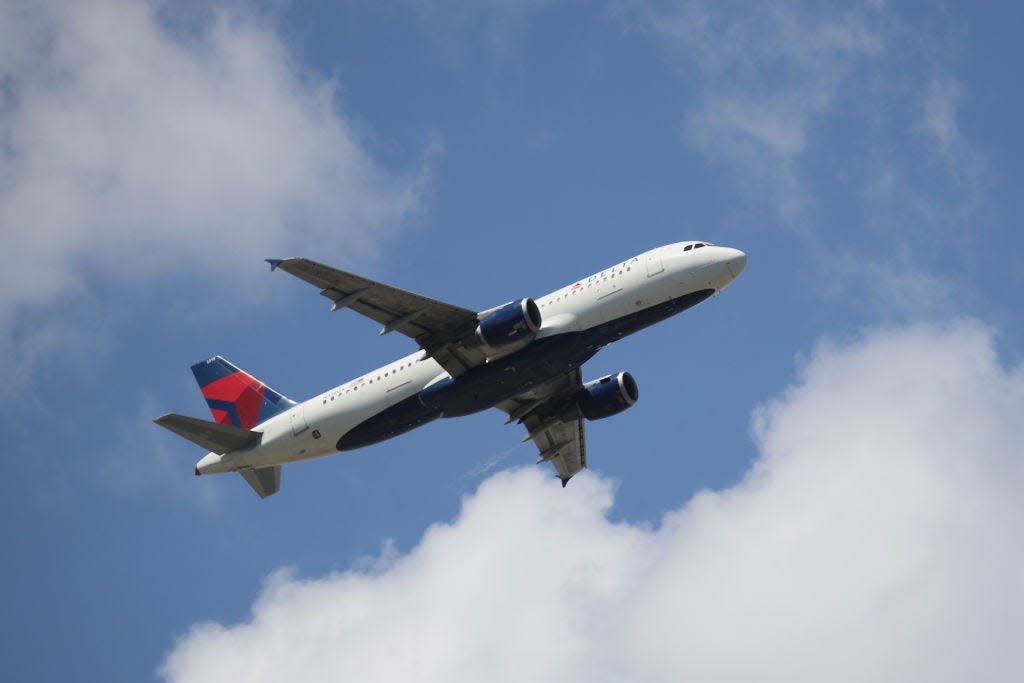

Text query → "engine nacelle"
[476,298,542,349]
[578,372,639,421]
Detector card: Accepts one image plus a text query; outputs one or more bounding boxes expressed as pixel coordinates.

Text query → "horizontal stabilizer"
[239,466,281,498]
[154,413,260,454]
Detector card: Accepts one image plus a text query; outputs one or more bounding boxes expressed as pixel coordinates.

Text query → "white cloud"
[160,320,1024,682]
[0,0,429,388]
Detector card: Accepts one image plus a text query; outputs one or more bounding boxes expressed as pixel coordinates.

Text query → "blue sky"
[2,2,1022,681]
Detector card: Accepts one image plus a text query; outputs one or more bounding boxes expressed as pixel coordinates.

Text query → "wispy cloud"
[161,320,1024,682]
[625,1,885,219]
[0,0,431,392]
[102,395,224,507]
[407,0,555,61]
[620,2,991,315]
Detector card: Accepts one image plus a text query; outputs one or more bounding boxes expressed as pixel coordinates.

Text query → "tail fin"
[191,356,295,430]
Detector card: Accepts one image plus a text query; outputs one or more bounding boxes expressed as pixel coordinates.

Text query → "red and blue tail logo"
[191,356,295,430]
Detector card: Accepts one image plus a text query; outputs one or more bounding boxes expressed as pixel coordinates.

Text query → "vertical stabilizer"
[191,356,295,430]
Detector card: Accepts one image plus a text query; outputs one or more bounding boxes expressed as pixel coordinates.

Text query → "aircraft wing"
[267,258,487,376]
[497,369,587,486]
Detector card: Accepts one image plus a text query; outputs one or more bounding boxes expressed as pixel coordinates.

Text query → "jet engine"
[476,298,543,349]
[578,372,639,421]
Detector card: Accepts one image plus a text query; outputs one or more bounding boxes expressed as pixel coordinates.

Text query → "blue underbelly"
[335,288,714,452]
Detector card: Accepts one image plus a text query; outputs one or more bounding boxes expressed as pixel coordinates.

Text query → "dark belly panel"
[335,288,716,450]
[336,397,441,451]
[427,334,602,417]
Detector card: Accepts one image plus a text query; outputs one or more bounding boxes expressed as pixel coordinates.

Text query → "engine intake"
[578,372,639,421]
[477,299,542,349]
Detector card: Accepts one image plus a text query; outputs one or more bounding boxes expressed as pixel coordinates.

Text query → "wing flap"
[497,369,588,485]
[522,409,587,485]
[154,413,261,454]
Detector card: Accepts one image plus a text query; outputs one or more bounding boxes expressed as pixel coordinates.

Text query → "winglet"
[266,259,283,272]
[560,476,572,488]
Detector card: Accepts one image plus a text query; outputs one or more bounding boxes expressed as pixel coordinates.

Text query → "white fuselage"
[196,242,745,474]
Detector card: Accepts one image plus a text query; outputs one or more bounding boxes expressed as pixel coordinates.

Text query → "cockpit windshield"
[683,241,712,252]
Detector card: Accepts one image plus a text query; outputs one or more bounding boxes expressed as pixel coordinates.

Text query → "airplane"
[155,241,746,498]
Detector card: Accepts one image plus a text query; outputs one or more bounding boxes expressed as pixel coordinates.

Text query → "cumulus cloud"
[0,0,428,387]
[161,320,1024,682]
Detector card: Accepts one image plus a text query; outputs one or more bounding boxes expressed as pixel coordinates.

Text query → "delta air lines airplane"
[155,241,746,497]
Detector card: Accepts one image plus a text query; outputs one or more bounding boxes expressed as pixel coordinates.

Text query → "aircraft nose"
[725,248,747,278]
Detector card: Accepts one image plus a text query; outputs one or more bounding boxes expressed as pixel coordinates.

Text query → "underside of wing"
[268,258,487,376]
[497,369,587,486]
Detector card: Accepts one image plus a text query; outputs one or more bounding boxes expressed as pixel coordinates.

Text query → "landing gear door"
[645,250,664,277]
[290,405,309,436]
